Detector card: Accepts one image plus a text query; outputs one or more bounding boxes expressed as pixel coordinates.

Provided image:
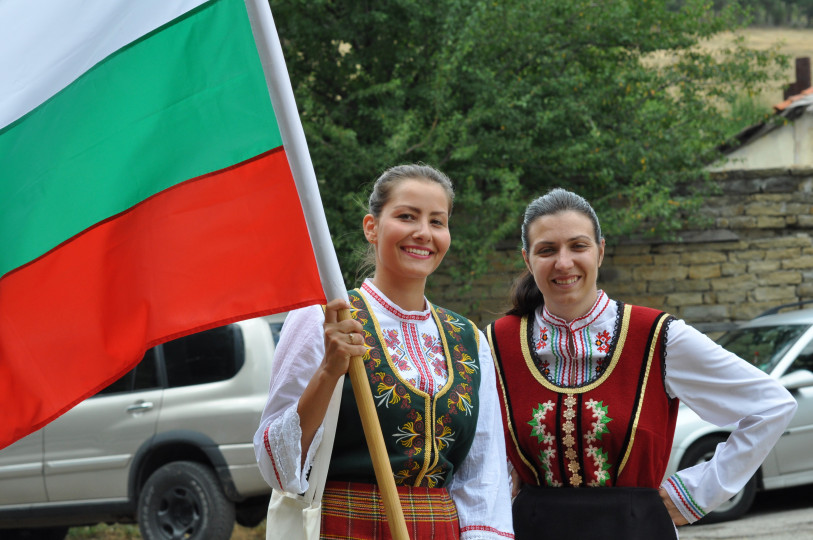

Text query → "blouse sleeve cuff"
[460,526,515,540]
[661,473,707,524]
[262,404,324,494]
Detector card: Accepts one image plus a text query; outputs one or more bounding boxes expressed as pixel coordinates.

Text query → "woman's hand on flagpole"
[323,298,366,377]
[297,298,365,465]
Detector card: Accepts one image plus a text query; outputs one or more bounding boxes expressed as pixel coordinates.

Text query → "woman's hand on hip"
[659,487,689,526]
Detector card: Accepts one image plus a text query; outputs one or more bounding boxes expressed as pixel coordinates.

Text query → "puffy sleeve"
[253,304,327,494]
[659,319,797,523]
[449,329,515,539]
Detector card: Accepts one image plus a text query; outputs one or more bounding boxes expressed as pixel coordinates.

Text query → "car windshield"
[717,324,809,373]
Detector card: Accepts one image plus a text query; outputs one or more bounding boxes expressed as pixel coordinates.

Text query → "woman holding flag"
[255,164,514,539]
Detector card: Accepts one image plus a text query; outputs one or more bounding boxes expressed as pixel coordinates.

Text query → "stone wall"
[426,167,813,333]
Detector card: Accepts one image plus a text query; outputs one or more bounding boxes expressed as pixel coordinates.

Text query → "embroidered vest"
[487,304,678,489]
[327,289,481,488]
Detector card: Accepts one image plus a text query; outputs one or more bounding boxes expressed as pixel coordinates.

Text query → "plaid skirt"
[320,481,460,539]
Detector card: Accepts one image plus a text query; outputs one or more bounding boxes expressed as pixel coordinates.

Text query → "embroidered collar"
[361,280,432,322]
[539,290,610,332]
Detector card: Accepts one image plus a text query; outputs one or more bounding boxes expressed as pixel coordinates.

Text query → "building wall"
[426,167,813,334]
[712,105,813,171]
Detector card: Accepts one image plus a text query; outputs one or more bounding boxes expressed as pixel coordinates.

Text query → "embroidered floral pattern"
[435,414,456,451]
[584,398,613,486]
[594,329,611,354]
[528,401,555,442]
[393,410,424,456]
[364,316,452,394]
[531,317,617,387]
[423,464,447,488]
[584,399,612,443]
[535,327,549,351]
[528,401,560,486]
[526,392,619,488]
[447,383,474,415]
[373,371,412,409]
[395,460,421,484]
[561,394,582,486]
[454,344,478,376]
[442,313,464,333]
[350,289,479,488]
[586,446,612,487]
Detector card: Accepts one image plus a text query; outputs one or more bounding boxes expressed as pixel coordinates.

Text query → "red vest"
[487,304,678,489]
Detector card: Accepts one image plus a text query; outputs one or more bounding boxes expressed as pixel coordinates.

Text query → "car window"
[717,324,809,373]
[163,324,244,388]
[95,348,160,395]
[268,321,283,345]
[790,339,813,373]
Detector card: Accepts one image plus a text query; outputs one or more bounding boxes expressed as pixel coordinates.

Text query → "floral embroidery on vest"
[584,399,613,486]
[561,394,582,487]
[373,371,412,408]
[394,410,423,455]
[348,290,480,487]
[528,400,559,486]
[527,395,616,487]
[435,414,455,451]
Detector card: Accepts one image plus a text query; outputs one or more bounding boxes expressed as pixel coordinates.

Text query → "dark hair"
[507,188,603,317]
[368,163,454,218]
[357,164,454,279]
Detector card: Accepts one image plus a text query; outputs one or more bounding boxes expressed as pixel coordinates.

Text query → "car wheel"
[235,495,270,528]
[678,436,758,524]
[137,460,235,540]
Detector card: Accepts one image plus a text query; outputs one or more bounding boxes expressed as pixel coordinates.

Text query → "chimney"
[784,57,811,99]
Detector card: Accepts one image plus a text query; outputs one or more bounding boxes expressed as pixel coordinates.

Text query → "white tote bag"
[265,490,321,540]
[265,376,344,540]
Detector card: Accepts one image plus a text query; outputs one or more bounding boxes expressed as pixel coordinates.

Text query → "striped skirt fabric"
[320,481,460,539]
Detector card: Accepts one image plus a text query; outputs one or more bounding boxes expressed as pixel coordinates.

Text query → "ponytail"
[506,270,544,317]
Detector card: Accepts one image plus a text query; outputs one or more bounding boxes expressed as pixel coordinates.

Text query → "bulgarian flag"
[0,0,342,449]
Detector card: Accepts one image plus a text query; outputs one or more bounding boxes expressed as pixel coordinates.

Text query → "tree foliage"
[269,0,788,287]
[703,0,813,26]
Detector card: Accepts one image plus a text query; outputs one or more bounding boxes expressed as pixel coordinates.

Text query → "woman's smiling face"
[522,210,605,322]
[364,178,451,286]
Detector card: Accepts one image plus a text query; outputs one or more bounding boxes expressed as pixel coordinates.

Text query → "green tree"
[269,0,787,287]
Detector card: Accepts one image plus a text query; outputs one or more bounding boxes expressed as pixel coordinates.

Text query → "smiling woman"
[362,177,451,310]
[486,187,797,540]
[254,164,515,539]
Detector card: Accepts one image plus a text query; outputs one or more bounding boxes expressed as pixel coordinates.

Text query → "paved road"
[678,485,813,539]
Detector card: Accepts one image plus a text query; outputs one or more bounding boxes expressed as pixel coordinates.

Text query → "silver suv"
[0,314,284,540]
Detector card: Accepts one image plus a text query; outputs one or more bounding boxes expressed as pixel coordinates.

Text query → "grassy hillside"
[703,27,813,107]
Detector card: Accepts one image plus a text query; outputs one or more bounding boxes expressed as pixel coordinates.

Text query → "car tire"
[137,460,235,540]
[235,495,270,528]
[678,436,758,524]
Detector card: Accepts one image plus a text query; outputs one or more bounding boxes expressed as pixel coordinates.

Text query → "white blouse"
[254,280,515,540]
[530,290,797,524]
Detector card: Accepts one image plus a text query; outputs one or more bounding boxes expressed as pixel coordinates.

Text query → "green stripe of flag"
[0,0,282,278]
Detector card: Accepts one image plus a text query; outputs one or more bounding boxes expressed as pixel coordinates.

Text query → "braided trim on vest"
[487,322,540,485]
[617,311,671,476]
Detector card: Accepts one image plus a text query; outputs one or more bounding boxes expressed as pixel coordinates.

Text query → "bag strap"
[302,374,344,506]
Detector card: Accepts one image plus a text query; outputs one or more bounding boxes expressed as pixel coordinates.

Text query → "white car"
[664,305,813,523]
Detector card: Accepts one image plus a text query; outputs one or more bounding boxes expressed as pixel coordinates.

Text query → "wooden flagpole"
[244,1,409,538]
